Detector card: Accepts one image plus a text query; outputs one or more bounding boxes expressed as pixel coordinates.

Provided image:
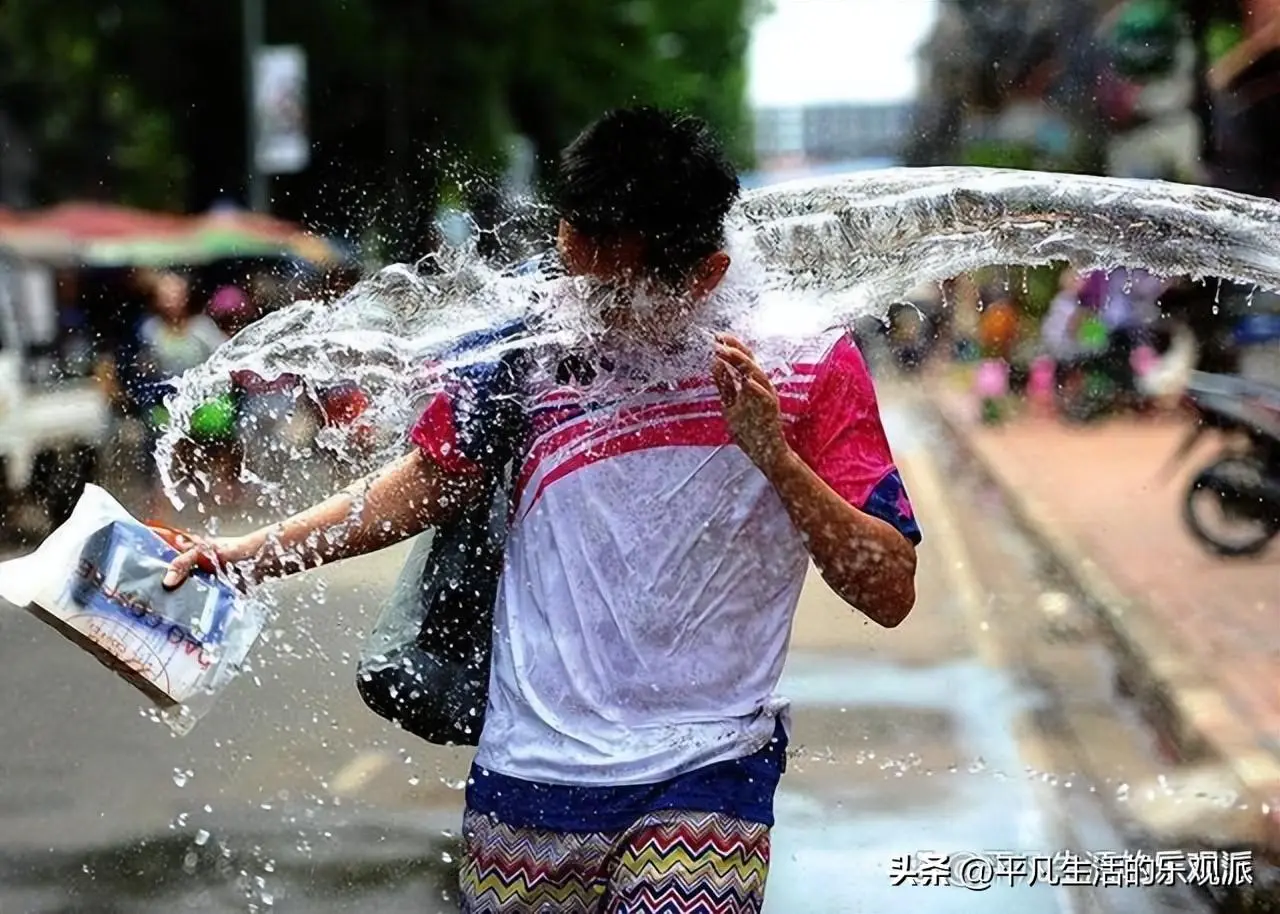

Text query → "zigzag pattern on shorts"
[459,809,769,914]
[460,812,613,913]
[610,813,770,913]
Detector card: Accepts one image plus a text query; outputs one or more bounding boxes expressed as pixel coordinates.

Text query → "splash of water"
[158,165,1280,512]
[735,165,1280,299]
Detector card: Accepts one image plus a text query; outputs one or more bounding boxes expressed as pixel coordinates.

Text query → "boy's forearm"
[763,448,917,627]
[239,489,374,581]
[239,450,483,581]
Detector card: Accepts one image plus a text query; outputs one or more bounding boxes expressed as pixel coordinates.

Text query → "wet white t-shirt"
[412,328,919,786]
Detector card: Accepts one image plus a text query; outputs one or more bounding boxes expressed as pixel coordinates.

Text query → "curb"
[929,393,1280,855]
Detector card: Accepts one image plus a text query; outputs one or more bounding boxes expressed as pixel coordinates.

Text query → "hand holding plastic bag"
[0,485,266,735]
[155,524,262,592]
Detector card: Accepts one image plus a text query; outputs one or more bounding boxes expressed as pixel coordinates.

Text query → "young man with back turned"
[166,106,921,913]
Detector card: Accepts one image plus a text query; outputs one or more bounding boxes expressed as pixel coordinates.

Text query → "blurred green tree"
[503,0,755,171]
[0,0,187,209]
[0,0,757,264]
[494,0,757,259]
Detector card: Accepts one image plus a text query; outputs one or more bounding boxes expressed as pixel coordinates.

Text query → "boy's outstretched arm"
[163,450,484,589]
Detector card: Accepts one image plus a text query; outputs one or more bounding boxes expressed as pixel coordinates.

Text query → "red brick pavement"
[935,390,1280,800]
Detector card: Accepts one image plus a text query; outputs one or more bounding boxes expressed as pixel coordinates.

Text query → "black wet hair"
[553,106,740,286]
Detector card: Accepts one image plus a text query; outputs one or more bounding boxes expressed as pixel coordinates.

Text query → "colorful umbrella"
[0,201,348,269]
[22,202,192,239]
[0,205,85,262]
[192,209,348,267]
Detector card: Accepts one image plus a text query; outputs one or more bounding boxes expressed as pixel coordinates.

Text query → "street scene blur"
[2,0,1280,912]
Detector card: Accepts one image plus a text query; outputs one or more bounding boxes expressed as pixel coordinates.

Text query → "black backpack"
[354,330,531,747]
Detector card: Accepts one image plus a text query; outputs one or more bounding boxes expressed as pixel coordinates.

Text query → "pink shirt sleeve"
[409,390,484,477]
[788,334,921,543]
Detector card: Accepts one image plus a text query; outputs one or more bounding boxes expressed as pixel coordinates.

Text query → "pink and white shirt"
[411,327,919,787]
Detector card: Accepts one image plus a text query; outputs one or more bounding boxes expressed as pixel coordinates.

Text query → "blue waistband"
[464,719,788,833]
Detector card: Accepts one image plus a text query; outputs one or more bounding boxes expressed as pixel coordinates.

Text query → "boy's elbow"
[885,550,919,626]
[825,536,918,628]
[874,582,916,628]
[833,576,915,628]
[861,550,918,628]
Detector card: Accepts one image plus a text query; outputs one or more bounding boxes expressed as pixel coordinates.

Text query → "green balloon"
[188,394,237,442]
[1078,316,1110,350]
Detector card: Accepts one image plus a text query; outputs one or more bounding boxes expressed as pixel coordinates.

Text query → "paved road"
[0,398,1219,913]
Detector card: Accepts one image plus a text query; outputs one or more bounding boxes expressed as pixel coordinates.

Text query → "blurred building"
[904,0,1277,188]
[739,157,901,190]
[753,102,911,167]
[904,0,1109,170]
[753,108,805,161]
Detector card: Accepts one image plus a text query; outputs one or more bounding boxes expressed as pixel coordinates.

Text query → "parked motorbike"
[1167,371,1280,557]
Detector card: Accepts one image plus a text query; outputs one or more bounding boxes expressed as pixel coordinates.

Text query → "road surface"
[0,398,1224,912]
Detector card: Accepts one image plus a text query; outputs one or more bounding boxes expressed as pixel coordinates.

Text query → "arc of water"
[160,166,1280,511]
[733,166,1280,306]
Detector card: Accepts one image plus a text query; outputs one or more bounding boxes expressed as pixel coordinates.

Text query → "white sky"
[748,0,940,107]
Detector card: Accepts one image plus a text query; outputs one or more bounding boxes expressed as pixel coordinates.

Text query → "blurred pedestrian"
[1098,268,1164,345]
[136,270,231,520]
[207,284,257,337]
[977,289,1022,361]
[1158,279,1241,375]
[138,270,227,382]
[1041,267,1085,361]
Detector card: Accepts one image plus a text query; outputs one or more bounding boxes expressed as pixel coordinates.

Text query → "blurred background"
[2,1,1280,912]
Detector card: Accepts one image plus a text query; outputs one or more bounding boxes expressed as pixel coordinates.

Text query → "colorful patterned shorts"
[458,807,771,913]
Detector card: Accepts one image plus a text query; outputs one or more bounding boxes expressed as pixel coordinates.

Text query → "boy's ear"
[687,251,730,300]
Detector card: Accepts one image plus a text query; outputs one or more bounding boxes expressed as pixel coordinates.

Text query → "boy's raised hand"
[711,333,790,475]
